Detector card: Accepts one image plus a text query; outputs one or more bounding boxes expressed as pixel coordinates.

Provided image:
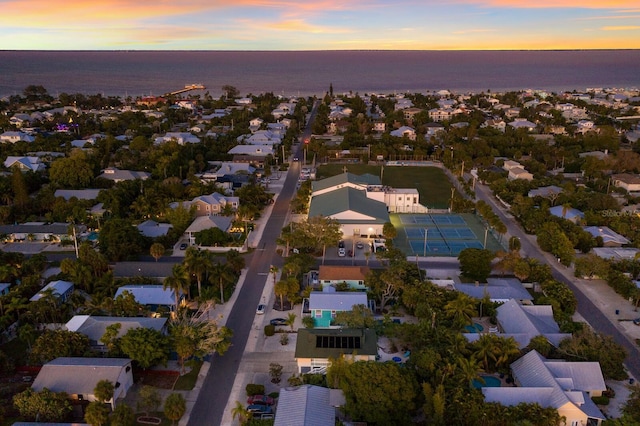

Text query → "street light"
[423,228,428,257]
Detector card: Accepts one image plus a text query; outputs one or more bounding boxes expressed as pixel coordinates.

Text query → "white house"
[31,357,134,409]
[0,131,36,143]
[154,132,201,145]
[30,280,74,303]
[97,167,150,183]
[3,156,45,172]
[482,350,606,426]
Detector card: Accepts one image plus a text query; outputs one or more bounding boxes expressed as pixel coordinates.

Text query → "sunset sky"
[1,0,639,50]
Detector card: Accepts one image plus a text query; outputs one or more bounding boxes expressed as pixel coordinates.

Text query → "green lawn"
[316,164,453,209]
[173,360,203,391]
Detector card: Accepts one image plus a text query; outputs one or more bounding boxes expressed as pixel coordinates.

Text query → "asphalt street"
[186,102,319,426]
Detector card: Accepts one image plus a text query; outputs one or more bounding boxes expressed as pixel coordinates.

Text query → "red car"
[247,395,275,406]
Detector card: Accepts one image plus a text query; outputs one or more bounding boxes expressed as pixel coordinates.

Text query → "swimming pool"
[472,375,501,389]
[464,323,484,333]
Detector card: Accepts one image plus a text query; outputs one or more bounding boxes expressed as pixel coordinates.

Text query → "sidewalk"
[179,171,287,426]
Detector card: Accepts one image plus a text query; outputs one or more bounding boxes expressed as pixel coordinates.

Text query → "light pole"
[423,228,428,257]
[483,227,489,249]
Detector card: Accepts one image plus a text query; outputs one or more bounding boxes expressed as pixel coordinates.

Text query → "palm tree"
[456,356,484,386]
[286,312,297,331]
[224,249,245,275]
[274,280,288,311]
[269,265,279,285]
[150,243,165,262]
[494,336,521,370]
[444,293,477,328]
[184,247,211,297]
[231,401,250,425]
[473,334,501,372]
[210,262,234,304]
[164,264,191,308]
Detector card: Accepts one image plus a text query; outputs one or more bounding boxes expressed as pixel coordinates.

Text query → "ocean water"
[1,50,639,99]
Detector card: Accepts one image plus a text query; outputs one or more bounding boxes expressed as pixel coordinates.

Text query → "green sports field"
[315,164,453,209]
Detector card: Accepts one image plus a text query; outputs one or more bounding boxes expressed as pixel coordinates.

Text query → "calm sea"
[1,50,639,99]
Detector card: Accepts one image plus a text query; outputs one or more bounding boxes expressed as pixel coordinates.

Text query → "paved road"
[475,182,640,379]
[187,102,319,426]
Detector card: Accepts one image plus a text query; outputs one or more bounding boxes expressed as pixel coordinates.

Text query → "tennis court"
[399,214,467,225]
[393,213,498,256]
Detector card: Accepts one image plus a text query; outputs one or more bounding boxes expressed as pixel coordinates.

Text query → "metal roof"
[274,385,335,426]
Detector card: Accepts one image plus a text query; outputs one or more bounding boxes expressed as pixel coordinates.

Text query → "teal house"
[308,291,369,328]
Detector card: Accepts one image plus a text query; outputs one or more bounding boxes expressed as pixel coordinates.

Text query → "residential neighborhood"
[1,83,640,425]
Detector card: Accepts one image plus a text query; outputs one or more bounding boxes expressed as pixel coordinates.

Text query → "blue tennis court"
[409,240,483,255]
[397,213,489,256]
[399,214,466,225]
[405,227,476,240]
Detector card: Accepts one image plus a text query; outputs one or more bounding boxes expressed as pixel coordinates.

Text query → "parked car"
[347,249,354,257]
[179,243,188,250]
[270,318,287,326]
[247,404,273,415]
[247,395,275,406]
[338,247,346,257]
[338,241,345,248]
[256,304,266,315]
[356,241,364,249]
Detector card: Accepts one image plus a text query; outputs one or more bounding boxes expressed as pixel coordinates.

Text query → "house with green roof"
[294,328,378,374]
[311,171,425,215]
[311,172,382,197]
[308,187,389,238]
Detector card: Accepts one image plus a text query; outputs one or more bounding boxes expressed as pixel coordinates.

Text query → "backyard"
[315,164,454,209]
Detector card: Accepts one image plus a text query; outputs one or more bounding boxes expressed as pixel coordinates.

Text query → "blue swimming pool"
[464,323,484,333]
[472,375,502,389]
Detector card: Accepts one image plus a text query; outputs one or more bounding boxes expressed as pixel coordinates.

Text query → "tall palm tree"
[495,336,521,370]
[444,293,477,328]
[456,356,484,386]
[224,249,245,275]
[210,262,234,304]
[473,334,501,372]
[184,247,211,297]
[164,264,191,308]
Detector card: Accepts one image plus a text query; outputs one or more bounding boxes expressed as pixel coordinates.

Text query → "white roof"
[185,215,233,234]
[114,285,177,306]
[32,357,131,396]
[30,280,74,301]
[228,145,274,156]
[495,299,571,348]
[308,292,368,311]
[274,385,335,426]
[583,226,630,245]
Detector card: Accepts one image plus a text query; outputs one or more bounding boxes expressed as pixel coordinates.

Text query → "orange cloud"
[601,25,640,30]
[449,0,639,8]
